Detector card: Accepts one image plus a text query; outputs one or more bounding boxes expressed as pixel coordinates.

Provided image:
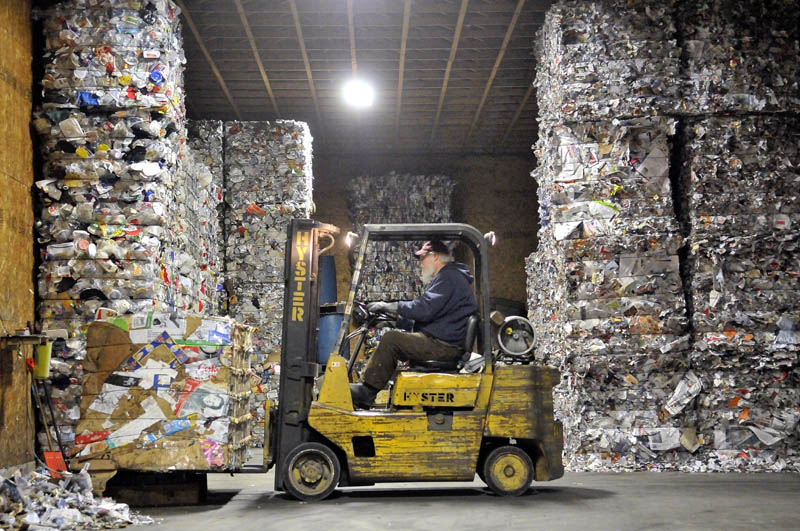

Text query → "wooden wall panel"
[313,153,538,308]
[0,0,36,469]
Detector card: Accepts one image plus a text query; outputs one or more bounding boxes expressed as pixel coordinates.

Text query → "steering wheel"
[352,300,370,326]
[346,300,394,379]
[352,300,395,327]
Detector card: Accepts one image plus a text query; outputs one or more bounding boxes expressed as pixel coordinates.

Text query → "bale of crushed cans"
[221,120,313,363]
[347,172,455,301]
[31,0,227,464]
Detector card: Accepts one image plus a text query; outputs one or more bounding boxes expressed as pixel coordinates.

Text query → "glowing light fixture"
[342,79,375,108]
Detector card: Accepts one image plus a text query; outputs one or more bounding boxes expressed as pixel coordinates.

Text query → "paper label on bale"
[200,439,225,467]
[186,359,223,382]
[174,378,203,415]
[202,418,231,445]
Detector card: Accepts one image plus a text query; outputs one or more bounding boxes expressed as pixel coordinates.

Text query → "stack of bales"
[347,172,455,301]
[31,0,222,453]
[528,0,694,471]
[222,121,313,363]
[678,115,800,471]
[529,0,800,472]
[187,119,226,313]
[674,0,800,471]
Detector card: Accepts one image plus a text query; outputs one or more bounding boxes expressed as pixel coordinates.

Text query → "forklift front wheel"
[482,445,533,497]
[283,442,341,502]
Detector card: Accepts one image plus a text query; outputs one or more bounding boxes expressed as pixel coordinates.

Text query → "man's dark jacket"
[396,262,478,345]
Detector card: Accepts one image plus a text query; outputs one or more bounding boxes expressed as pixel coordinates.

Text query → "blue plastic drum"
[317,313,345,364]
[319,255,337,304]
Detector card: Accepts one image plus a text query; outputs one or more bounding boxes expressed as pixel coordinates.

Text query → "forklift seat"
[408,315,479,373]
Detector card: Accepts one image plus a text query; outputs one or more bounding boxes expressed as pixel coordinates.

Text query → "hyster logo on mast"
[291,230,310,321]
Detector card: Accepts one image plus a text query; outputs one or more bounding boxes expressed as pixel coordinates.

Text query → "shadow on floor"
[263,484,614,504]
[133,489,241,513]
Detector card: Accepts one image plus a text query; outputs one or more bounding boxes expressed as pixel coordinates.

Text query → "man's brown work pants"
[362,331,463,389]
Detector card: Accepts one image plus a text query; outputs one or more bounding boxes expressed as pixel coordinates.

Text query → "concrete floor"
[131,469,800,531]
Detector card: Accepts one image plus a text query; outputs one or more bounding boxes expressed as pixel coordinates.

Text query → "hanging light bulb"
[342,79,375,108]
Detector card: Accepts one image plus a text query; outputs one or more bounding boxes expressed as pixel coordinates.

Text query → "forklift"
[265,219,564,501]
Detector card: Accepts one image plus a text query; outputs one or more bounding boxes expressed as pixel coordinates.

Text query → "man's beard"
[421,269,434,285]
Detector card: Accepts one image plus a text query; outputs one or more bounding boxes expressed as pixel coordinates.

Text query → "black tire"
[482,445,533,496]
[283,442,341,501]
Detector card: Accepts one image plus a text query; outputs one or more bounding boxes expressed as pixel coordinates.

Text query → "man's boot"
[350,383,379,409]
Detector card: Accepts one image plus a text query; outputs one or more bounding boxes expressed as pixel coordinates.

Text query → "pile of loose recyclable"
[527,116,695,471]
[534,0,682,123]
[347,172,455,301]
[0,466,154,529]
[222,120,313,362]
[676,0,800,115]
[678,115,800,471]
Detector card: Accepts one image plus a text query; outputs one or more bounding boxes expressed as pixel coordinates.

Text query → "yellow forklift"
[266,219,563,501]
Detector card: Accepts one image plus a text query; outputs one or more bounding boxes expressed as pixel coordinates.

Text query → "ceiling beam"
[501,82,534,144]
[234,0,280,116]
[463,0,526,144]
[175,0,242,120]
[429,0,469,145]
[289,0,325,138]
[394,0,412,135]
[347,0,358,75]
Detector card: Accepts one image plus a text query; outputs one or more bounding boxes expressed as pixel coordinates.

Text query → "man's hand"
[367,301,399,315]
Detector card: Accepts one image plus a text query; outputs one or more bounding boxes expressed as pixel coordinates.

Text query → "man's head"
[414,240,452,284]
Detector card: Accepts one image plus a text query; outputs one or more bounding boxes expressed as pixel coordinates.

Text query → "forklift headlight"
[345,231,359,248]
[484,231,497,247]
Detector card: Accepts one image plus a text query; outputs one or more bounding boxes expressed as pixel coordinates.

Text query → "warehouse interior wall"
[0,0,36,470]
[312,153,539,307]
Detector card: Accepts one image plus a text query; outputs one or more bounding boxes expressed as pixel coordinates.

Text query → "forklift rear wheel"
[482,445,533,497]
[284,442,341,502]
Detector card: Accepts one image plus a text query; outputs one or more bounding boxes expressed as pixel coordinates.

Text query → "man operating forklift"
[270,220,564,501]
[350,240,479,409]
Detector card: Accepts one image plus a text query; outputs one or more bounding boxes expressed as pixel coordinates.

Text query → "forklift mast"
[273,219,338,492]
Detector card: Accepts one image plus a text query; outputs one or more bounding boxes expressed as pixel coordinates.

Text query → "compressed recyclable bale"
[534,0,682,123]
[347,172,455,301]
[73,314,253,476]
[676,0,800,115]
[527,115,693,470]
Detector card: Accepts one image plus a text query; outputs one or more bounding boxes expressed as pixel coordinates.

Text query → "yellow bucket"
[34,341,52,379]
